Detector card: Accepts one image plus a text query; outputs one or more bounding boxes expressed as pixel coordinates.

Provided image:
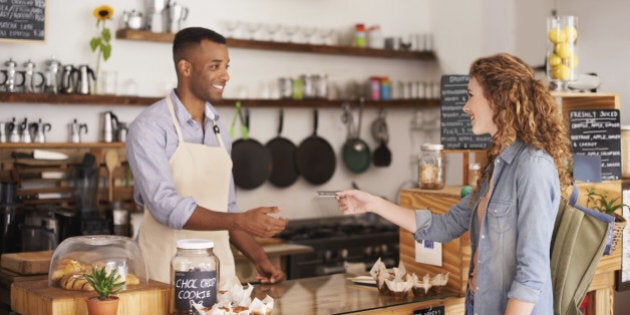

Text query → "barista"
[126,27,288,287]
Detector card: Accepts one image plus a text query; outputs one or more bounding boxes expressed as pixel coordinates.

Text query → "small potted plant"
[83,266,126,315]
[586,187,629,252]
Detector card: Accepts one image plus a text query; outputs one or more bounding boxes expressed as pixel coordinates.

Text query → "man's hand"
[254,259,286,284]
[235,207,288,238]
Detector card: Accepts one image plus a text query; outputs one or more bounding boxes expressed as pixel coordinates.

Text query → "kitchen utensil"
[44,57,62,94]
[11,149,69,160]
[75,64,96,95]
[123,10,144,30]
[21,225,57,251]
[102,111,119,142]
[18,118,32,143]
[22,60,45,93]
[32,119,52,143]
[59,64,78,94]
[371,108,392,167]
[104,150,119,202]
[70,118,88,143]
[20,171,66,180]
[7,118,19,143]
[1,58,25,93]
[167,1,188,33]
[341,100,371,174]
[74,153,99,216]
[296,109,336,185]
[19,192,72,201]
[231,107,272,189]
[265,109,300,188]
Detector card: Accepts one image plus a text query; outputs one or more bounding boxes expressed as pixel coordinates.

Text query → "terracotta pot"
[86,296,119,315]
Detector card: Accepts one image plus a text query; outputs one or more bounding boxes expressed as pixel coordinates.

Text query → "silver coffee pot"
[75,64,96,95]
[18,118,32,143]
[70,119,88,143]
[44,58,62,94]
[7,118,19,143]
[167,1,188,33]
[31,119,52,143]
[1,59,25,93]
[60,65,78,94]
[23,60,46,93]
[103,111,119,143]
[123,10,145,30]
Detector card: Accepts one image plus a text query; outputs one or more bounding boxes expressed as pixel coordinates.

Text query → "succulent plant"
[83,266,126,300]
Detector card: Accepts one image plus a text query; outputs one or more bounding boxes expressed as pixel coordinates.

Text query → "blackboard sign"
[440,75,491,149]
[414,305,445,315]
[0,0,46,41]
[569,109,622,180]
[174,270,217,310]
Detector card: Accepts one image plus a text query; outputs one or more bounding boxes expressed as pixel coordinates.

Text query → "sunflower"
[93,5,114,20]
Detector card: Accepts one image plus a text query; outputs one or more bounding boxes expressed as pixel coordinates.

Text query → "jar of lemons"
[546,15,578,90]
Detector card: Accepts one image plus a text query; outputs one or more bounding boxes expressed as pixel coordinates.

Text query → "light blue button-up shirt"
[126,91,239,229]
[414,139,559,314]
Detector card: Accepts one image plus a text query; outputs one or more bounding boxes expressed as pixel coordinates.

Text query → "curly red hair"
[469,53,573,197]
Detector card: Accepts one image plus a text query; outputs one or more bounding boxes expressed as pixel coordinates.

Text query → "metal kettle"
[103,111,119,143]
[60,65,78,94]
[75,65,96,95]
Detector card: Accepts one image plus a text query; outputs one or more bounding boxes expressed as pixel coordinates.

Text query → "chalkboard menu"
[440,75,491,149]
[569,109,622,180]
[0,0,46,41]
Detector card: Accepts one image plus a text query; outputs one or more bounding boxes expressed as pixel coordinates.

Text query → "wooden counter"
[252,273,461,314]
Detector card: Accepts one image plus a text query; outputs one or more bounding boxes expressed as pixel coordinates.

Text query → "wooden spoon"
[104,150,119,202]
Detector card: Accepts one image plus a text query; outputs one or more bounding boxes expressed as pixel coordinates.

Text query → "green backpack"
[550,186,613,315]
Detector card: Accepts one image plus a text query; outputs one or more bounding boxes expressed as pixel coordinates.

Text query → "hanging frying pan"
[296,109,336,185]
[265,109,300,187]
[231,107,272,190]
[371,108,392,167]
[341,100,371,173]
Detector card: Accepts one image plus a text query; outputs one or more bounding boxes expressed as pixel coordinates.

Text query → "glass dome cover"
[48,235,148,289]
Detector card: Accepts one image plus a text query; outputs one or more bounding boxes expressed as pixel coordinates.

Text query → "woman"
[337,53,572,315]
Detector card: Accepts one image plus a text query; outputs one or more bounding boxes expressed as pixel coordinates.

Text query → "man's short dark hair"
[173,27,226,63]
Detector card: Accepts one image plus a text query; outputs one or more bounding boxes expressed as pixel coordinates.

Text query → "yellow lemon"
[564,53,579,68]
[548,28,567,43]
[551,64,571,81]
[563,26,578,43]
[555,42,572,59]
[548,53,562,67]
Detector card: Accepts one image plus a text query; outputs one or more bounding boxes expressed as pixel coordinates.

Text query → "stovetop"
[276,213,398,243]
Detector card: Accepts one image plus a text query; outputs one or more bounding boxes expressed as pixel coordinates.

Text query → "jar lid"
[177,239,214,249]
[421,143,443,151]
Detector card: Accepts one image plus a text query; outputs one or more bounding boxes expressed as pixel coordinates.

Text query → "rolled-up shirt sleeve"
[414,194,472,243]
[126,113,196,229]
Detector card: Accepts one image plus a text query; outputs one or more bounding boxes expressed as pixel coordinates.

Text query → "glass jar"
[418,143,444,189]
[468,163,481,187]
[171,239,220,315]
[546,15,578,90]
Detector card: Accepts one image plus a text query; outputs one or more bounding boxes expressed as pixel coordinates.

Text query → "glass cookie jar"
[546,15,578,90]
[171,239,220,314]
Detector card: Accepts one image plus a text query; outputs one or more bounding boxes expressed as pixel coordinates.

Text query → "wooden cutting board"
[0,251,53,275]
[11,279,171,315]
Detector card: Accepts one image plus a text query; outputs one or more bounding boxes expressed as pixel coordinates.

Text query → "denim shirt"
[414,139,559,315]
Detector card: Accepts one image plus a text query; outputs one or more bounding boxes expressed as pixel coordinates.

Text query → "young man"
[126,27,288,287]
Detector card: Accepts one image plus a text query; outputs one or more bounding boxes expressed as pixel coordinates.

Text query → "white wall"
[1,0,628,219]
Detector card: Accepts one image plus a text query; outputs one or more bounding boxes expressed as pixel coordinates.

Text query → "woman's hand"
[336,189,381,215]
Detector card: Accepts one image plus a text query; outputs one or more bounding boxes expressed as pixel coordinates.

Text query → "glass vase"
[546,15,578,91]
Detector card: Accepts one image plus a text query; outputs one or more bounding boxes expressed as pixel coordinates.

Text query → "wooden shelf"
[0,142,125,149]
[0,92,440,108]
[116,29,437,60]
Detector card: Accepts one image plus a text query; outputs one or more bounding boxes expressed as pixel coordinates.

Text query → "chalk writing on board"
[440,75,491,150]
[0,0,46,41]
[569,109,621,180]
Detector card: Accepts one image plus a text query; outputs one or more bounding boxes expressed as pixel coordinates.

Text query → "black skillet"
[341,100,371,173]
[265,109,300,187]
[296,109,336,185]
[231,108,272,190]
